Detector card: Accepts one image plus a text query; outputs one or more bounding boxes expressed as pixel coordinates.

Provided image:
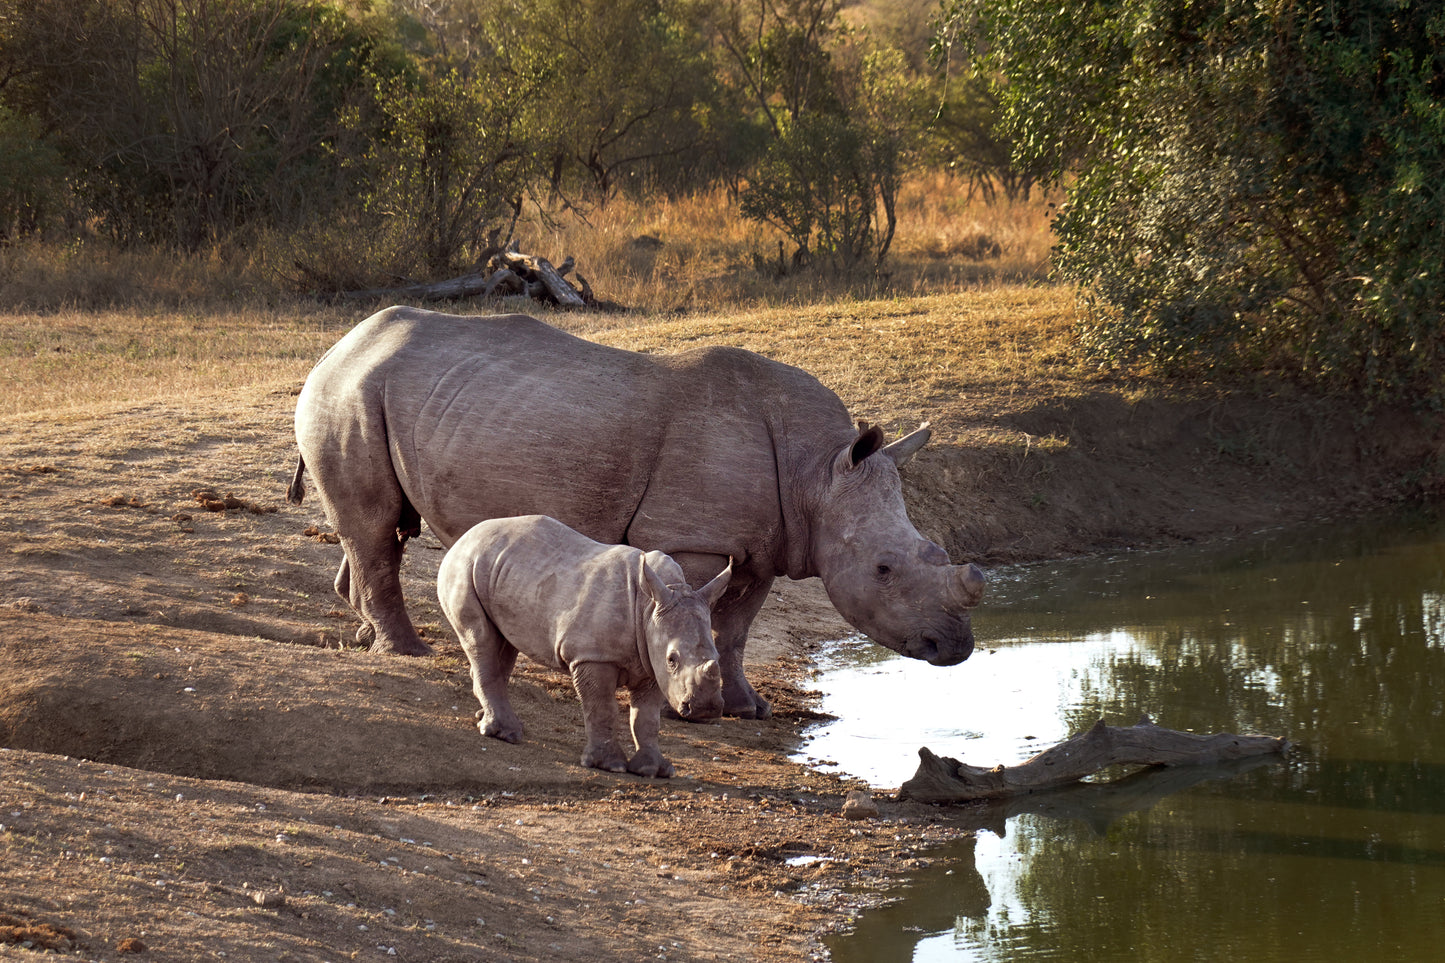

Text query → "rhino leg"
[469,638,523,745]
[625,682,674,778]
[671,553,774,720]
[333,556,375,648]
[713,577,774,720]
[571,661,628,773]
[329,497,431,658]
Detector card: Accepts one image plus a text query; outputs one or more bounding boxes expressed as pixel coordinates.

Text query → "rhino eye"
[876,563,892,578]
[667,653,679,672]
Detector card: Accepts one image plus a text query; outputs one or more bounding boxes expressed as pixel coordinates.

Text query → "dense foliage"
[945,0,1445,404]
[0,0,1016,280]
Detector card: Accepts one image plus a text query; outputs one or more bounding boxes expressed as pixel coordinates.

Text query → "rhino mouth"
[905,630,974,666]
[674,695,724,721]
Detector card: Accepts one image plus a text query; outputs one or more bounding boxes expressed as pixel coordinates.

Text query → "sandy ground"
[2,357,1441,960]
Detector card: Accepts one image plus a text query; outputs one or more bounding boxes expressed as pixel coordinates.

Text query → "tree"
[922,62,1042,203]
[383,0,727,203]
[353,65,531,276]
[716,0,920,273]
[0,107,65,240]
[532,0,722,202]
[943,0,1445,404]
[0,0,394,247]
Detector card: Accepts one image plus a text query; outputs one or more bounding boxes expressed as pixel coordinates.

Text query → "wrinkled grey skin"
[437,515,729,778]
[289,306,986,719]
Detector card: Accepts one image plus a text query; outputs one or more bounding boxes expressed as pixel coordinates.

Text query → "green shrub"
[0,108,65,240]
[946,0,1445,405]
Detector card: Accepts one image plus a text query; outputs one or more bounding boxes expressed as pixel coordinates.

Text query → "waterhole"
[799,510,1445,962]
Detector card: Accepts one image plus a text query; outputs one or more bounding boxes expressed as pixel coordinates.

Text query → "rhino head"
[808,423,984,666]
[640,556,731,720]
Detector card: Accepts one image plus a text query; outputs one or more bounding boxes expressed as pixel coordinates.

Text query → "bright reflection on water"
[798,511,1445,962]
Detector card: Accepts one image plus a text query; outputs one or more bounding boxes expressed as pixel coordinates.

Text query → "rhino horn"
[952,562,986,609]
[847,422,933,469]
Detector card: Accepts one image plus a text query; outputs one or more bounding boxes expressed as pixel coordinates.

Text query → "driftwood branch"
[343,270,497,302]
[488,249,585,307]
[342,247,590,308]
[899,715,1289,804]
[950,753,1284,838]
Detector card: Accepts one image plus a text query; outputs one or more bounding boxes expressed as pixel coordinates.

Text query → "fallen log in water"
[898,715,1289,804]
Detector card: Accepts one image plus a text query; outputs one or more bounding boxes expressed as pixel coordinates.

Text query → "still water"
[798,512,1445,962]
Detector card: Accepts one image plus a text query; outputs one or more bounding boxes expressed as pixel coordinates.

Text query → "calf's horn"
[952,562,986,608]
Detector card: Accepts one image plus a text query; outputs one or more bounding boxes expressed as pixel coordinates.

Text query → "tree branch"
[898,715,1289,804]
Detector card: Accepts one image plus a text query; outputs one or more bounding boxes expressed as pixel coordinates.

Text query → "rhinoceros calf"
[438,514,731,778]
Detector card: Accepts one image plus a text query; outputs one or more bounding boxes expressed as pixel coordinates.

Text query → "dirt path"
[2,367,1440,961]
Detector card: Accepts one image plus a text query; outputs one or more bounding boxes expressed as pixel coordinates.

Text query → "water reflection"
[806,511,1445,962]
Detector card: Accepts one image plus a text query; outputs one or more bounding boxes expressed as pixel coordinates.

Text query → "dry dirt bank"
[1,344,1441,961]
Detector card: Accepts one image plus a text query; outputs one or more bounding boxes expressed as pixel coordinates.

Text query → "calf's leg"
[570,661,628,772]
[438,575,523,743]
[625,682,675,778]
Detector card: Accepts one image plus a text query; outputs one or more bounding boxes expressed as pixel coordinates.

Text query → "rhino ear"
[699,558,733,609]
[881,422,932,468]
[641,558,673,605]
[847,424,887,468]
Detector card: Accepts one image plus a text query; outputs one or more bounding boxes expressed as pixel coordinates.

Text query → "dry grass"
[0,174,1072,422]
[0,287,1078,427]
[519,172,1054,312]
[578,287,1077,435]
[0,305,353,419]
[0,172,1051,315]
[0,238,283,312]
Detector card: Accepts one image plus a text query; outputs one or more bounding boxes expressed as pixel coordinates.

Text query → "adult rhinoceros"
[288,305,984,719]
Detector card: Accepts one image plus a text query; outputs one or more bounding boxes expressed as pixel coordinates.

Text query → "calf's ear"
[641,559,673,605]
[699,558,733,609]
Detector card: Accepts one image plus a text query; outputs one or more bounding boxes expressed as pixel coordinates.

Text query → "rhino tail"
[286,454,306,505]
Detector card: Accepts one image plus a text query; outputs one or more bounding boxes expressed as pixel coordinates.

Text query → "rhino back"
[627,344,857,576]
[299,308,668,547]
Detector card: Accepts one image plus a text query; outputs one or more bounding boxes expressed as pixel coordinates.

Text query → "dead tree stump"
[898,715,1289,804]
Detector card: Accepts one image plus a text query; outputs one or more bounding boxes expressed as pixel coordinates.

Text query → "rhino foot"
[712,671,772,720]
[581,744,629,773]
[723,693,772,720]
[475,709,522,744]
[627,750,675,779]
[369,635,434,657]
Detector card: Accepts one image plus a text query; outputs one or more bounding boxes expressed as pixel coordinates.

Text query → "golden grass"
[0,286,1078,428]
[517,171,1055,312]
[0,306,353,419]
[581,287,1076,426]
[0,238,282,312]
